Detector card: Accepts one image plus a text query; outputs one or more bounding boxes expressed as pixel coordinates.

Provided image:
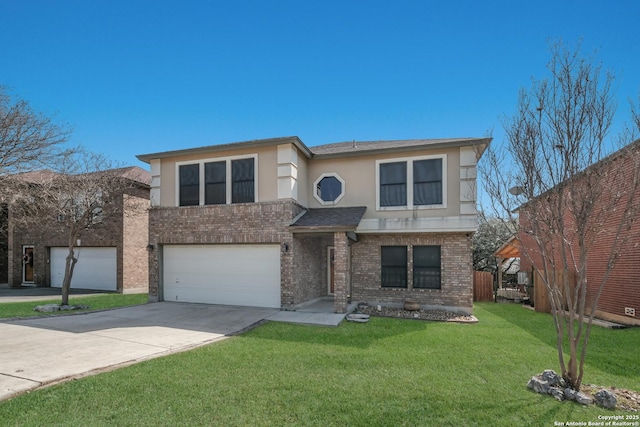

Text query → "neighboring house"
[136,136,490,314]
[0,166,151,293]
[518,142,640,326]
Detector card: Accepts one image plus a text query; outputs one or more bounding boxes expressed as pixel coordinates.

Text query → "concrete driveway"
[0,302,278,401]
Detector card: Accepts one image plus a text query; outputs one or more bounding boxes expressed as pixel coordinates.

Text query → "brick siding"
[291,234,332,305]
[6,188,149,292]
[148,200,305,307]
[350,232,474,314]
[519,147,640,324]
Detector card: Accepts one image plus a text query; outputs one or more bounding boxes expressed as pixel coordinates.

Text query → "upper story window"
[313,173,345,206]
[177,155,256,207]
[376,155,446,210]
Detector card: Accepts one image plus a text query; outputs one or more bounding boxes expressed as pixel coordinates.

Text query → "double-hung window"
[381,246,408,288]
[179,164,200,206]
[204,161,226,205]
[178,155,256,206]
[377,155,445,209]
[413,246,441,289]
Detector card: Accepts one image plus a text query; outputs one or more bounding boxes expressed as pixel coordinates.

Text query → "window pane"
[232,158,254,203]
[381,246,407,288]
[380,162,407,206]
[317,176,342,202]
[179,164,199,206]
[205,161,226,205]
[413,246,441,289]
[414,159,442,205]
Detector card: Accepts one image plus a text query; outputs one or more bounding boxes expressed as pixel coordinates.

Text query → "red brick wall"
[350,232,473,314]
[518,147,640,323]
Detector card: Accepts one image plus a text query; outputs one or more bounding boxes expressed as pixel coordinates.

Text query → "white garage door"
[51,247,117,291]
[163,245,281,308]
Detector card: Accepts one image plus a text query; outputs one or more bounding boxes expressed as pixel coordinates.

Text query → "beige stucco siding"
[158,146,279,207]
[305,147,461,219]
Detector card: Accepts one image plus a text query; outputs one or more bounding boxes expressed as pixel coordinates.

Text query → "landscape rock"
[346,313,370,323]
[542,369,565,388]
[358,305,477,323]
[33,304,90,313]
[594,389,617,409]
[564,388,593,406]
[33,304,61,312]
[549,387,565,401]
[527,376,550,394]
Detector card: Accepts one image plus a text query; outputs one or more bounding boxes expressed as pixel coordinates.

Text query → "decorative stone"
[33,304,61,312]
[542,370,565,388]
[346,313,370,323]
[549,387,565,401]
[564,388,593,406]
[527,376,550,394]
[594,389,617,409]
[33,304,90,313]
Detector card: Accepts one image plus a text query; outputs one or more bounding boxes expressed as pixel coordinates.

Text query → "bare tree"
[0,86,71,174]
[10,151,148,305]
[0,86,73,232]
[481,41,640,390]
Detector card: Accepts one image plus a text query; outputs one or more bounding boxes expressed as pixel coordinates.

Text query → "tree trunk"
[61,246,78,306]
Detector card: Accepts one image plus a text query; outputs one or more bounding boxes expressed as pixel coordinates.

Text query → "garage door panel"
[163,245,281,308]
[51,247,117,291]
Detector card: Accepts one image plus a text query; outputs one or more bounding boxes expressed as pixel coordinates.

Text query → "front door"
[328,246,335,294]
[23,246,34,283]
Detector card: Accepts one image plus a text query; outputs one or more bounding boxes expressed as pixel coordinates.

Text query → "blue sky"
[2,1,639,169]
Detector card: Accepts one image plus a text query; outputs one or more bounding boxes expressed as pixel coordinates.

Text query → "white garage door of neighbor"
[163,245,281,308]
[51,247,117,291]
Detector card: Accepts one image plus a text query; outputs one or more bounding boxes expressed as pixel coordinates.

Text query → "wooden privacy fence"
[533,269,577,313]
[473,271,494,302]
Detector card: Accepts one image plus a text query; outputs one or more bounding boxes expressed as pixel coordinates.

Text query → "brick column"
[333,232,348,314]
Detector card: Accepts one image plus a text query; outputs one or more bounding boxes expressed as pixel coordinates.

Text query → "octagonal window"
[313,173,345,205]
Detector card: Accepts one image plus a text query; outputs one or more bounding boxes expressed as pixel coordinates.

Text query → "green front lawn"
[0,293,148,319]
[1,303,638,426]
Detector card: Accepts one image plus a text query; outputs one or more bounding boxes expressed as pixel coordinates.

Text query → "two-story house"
[137,136,489,314]
[1,166,150,293]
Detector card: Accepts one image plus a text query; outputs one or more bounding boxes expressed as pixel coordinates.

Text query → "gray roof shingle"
[290,206,367,231]
[310,137,489,158]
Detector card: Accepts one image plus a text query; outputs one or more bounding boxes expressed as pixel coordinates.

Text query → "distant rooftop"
[13,166,151,186]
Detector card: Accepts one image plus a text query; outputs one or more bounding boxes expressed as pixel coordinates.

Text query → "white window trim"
[375,154,447,211]
[313,173,346,206]
[175,154,258,206]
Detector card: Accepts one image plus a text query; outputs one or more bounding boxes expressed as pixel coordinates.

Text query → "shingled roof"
[137,136,491,162]
[290,206,367,232]
[310,137,490,158]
